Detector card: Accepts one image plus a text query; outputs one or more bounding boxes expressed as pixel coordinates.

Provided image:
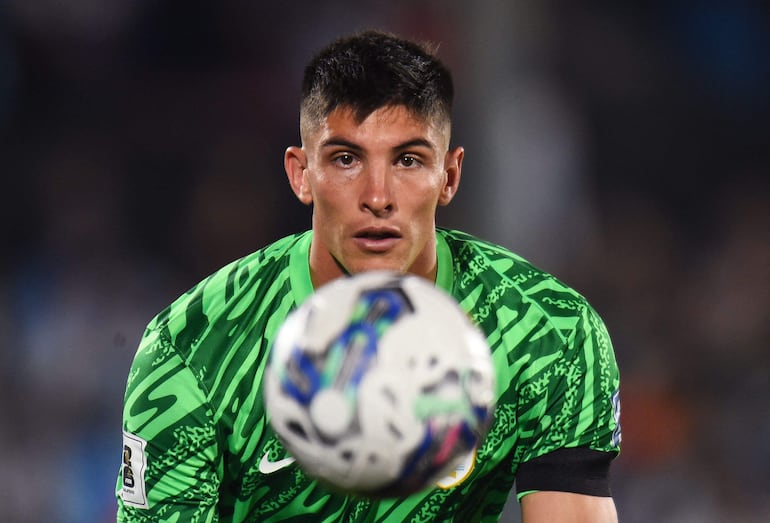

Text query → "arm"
[521,491,617,523]
[513,299,622,522]
[117,329,221,522]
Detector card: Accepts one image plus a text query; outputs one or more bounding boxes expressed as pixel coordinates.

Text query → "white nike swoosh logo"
[259,452,296,474]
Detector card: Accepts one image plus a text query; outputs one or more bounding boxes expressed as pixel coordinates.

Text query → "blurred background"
[0,1,768,521]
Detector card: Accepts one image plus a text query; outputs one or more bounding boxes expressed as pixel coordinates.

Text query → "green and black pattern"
[116,228,620,522]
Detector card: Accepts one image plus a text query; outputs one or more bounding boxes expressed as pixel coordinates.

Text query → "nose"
[359,163,394,216]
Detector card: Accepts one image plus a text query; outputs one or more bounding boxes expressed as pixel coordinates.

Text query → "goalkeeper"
[117,30,621,522]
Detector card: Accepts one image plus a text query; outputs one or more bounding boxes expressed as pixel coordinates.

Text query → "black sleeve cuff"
[516,447,617,497]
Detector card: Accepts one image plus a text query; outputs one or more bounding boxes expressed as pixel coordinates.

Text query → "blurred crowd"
[0,1,767,522]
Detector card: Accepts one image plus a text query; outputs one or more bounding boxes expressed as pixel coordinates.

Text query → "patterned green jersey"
[116,228,620,522]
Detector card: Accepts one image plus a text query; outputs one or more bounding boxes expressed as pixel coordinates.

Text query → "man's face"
[285,105,463,287]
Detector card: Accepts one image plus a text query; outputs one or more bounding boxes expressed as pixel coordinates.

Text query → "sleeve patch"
[611,388,622,448]
[121,431,149,509]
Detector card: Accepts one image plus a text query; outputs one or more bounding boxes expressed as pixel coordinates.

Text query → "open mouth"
[353,229,401,251]
[355,230,400,240]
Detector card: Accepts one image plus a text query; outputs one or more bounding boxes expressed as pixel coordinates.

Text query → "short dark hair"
[300,30,454,136]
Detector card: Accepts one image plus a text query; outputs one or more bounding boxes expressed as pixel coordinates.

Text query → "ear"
[438,146,463,206]
[285,146,313,205]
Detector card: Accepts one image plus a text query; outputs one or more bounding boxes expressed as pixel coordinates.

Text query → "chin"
[348,261,407,275]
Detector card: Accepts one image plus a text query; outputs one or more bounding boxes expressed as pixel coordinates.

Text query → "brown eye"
[398,155,419,168]
[334,154,355,167]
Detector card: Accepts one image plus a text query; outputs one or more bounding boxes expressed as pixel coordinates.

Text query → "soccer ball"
[264,271,496,498]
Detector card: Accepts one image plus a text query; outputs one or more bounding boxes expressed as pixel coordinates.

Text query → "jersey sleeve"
[513,301,621,496]
[116,328,222,522]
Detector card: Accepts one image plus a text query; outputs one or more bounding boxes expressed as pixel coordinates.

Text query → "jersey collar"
[289,230,454,306]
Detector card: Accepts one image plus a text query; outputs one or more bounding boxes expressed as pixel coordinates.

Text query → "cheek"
[312,185,346,214]
[409,180,444,212]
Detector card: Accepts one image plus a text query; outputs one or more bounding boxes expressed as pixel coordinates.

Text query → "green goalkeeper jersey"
[116,228,621,522]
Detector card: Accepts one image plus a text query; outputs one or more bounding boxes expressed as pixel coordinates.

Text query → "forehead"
[303,105,450,149]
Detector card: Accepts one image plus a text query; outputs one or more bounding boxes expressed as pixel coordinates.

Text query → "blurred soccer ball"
[264,271,496,498]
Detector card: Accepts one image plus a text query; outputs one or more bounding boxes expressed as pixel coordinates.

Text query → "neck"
[308,242,438,289]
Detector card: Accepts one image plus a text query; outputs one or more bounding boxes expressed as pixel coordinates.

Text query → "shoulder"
[438,228,594,326]
[438,227,553,286]
[144,232,309,360]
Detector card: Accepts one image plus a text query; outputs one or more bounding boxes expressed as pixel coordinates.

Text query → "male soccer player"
[117,30,621,522]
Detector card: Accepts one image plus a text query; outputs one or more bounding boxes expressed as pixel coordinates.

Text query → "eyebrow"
[320,138,364,152]
[394,138,435,152]
[320,137,436,153]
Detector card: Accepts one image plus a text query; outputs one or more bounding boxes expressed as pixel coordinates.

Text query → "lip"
[352,227,402,253]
